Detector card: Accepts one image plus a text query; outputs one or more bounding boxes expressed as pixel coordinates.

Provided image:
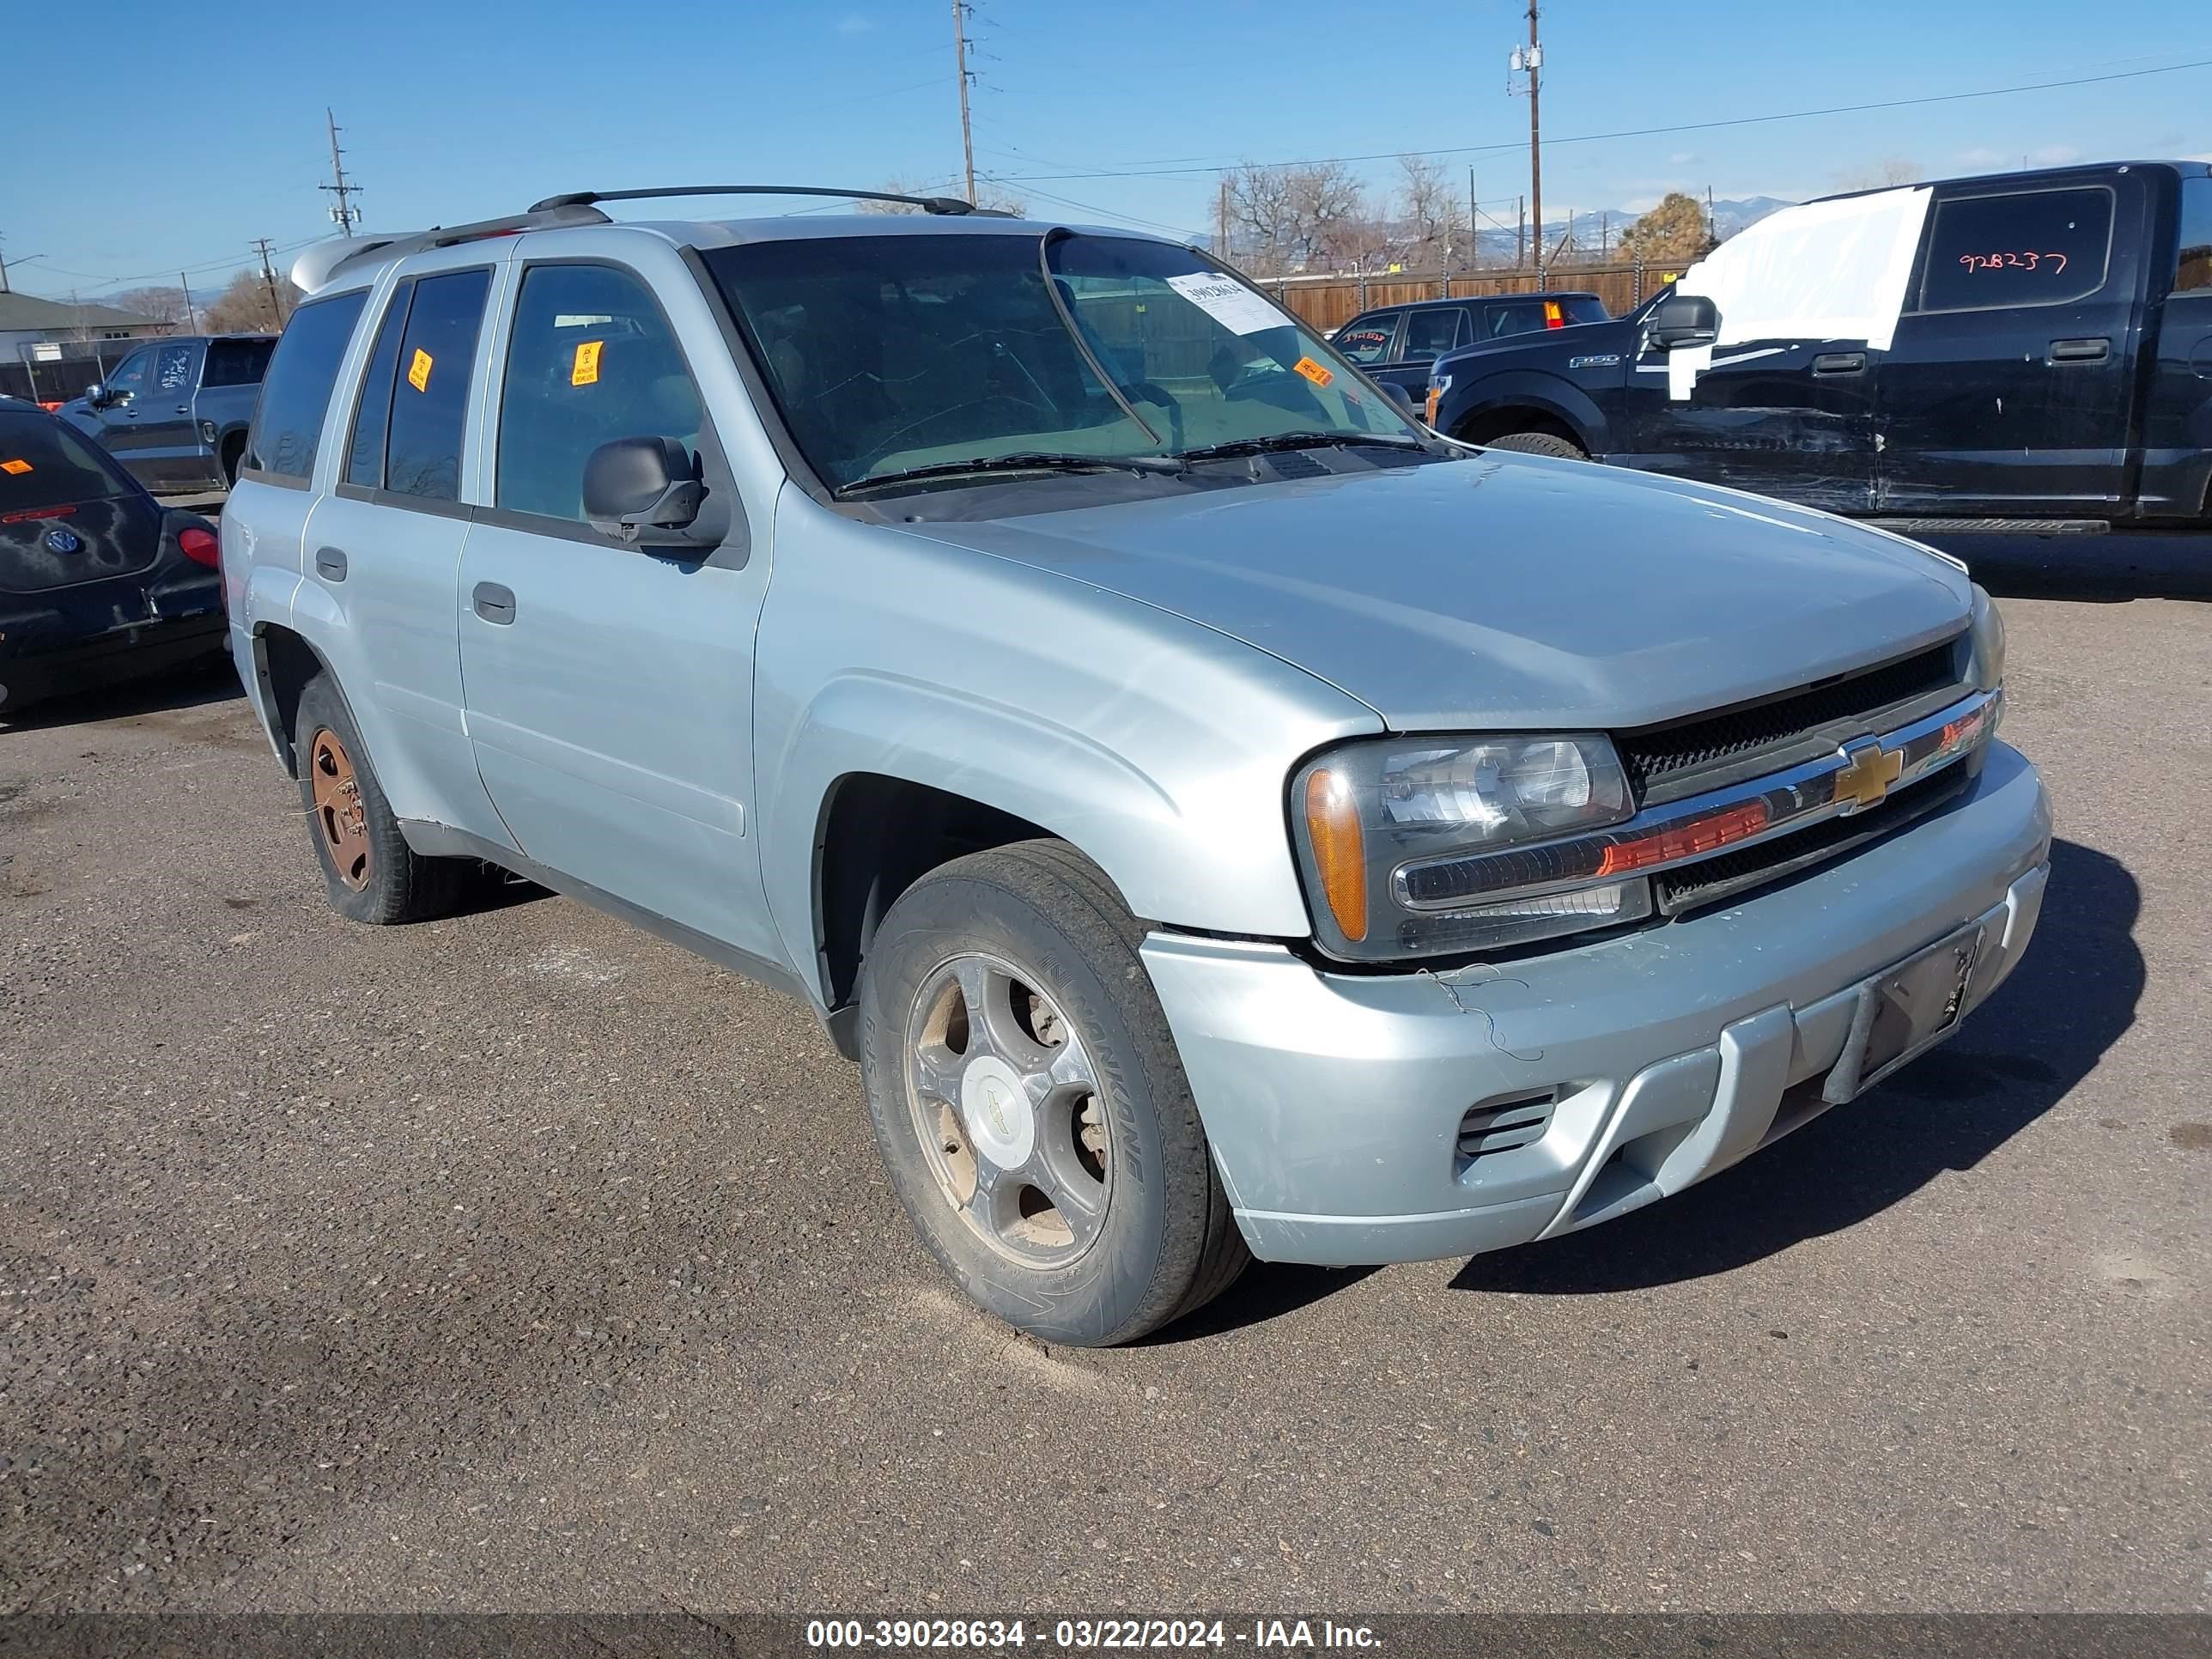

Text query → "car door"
[457,249,780,965]
[1382,306,1469,399]
[82,345,156,471]
[1615,307,1879,514]
[2136,172,2212,518]
[1877,174,2148,518]
[134,339,206,489]
[303,252,515,848]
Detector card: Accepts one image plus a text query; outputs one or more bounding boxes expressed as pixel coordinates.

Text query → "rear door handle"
[473,581,516,624]
[313,545,347,581]
[2049,337,2110,364]
[1812,351,1866,374]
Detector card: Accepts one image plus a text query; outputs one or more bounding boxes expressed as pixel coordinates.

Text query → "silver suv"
[224,186,2050,1345]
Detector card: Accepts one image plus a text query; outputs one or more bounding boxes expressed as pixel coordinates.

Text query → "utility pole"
[179,272,198,332]
[1706,184,1717,251]
[1216,175,1230,263]
[1516,195,1526,270]
[319,107,362,236]
[252,239,283,331]
[951,0,976,208]
[1513,1,1543,283]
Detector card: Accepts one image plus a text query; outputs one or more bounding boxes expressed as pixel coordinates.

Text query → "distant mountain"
[1470,196,1798,264]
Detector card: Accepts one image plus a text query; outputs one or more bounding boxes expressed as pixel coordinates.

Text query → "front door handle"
[2049,337,2110,364]
[473,581,516,625]
[1812,351,1866,374]
[313,546,347,581]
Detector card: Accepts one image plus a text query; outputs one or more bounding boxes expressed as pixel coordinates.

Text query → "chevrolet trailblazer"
[222,185,2049,1345]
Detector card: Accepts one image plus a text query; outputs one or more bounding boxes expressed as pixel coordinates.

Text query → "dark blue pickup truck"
[1424,160,2212,531]
[59,334,275,494]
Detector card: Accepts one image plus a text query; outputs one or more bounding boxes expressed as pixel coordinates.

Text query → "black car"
[0,404,227,715]
[1421,159,2212,529]
[1329,292,1610,402]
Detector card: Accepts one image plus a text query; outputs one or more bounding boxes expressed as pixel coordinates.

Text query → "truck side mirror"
[1649,295,1720,351]
[84,383,111,410]
[582,435,706,545]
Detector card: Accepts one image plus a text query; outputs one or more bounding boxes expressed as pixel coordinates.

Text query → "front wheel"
[1483,430,1587,459]
[858,841,1249,1346]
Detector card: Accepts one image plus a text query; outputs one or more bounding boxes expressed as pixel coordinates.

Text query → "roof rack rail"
[292,202,613,294]
[527,185,1012,218]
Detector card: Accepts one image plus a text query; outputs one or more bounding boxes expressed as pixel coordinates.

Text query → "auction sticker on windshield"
[1165,272,1290,335]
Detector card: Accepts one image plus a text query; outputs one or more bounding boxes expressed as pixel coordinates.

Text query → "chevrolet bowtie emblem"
[1833,743,1903,812]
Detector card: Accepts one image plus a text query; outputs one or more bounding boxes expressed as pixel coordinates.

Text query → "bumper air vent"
[1456,1091,1556,1163]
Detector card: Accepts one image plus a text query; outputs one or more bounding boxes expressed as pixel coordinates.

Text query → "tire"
[1483,430,1586,459]
[290,672,470,926]
[858,839,1249,1346]
[221,435,246,488]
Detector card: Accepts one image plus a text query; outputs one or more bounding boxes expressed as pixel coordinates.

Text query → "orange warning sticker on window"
[0,459,30,475]
[406,348,434,393]
[571,340,603,387]
[1293,356,1334,389]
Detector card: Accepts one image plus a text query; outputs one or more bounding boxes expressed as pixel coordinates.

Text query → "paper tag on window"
[406,349,434,393]
[0,459,30,475]
[1164,272,1290,336]
[571,340,603,387]
[1292,356,1334,388]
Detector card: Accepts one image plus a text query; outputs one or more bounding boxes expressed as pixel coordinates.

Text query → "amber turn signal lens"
[1304,767,1369,943]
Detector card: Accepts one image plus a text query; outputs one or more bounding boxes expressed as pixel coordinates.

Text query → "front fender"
[754,490,1380,1007]
[1443,368,1613,453]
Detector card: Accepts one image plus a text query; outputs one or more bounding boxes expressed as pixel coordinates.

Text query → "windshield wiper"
[1175,431,1432,463]
[836,452,1183,497]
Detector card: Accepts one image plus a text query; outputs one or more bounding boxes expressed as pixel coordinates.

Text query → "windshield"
[700,232,1420,491]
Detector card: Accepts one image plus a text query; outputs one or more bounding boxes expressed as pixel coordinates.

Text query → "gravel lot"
[2,537,2206,1615]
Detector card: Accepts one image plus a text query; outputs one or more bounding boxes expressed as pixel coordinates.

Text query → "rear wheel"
[221,434,246,488]
[858,840,1249,1346]
[291,673,470,925]
[1483,430,1586,459]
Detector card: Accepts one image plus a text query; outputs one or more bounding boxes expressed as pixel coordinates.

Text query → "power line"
[982,56,2212,183]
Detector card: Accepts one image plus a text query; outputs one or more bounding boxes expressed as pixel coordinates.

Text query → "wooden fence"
[1252,262,1674,331]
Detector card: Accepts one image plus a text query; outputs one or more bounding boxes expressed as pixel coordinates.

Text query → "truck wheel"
[221,436,246,487]
[1484,430,1586,459]
[858,840,1249,1346]
[290,673,468,926]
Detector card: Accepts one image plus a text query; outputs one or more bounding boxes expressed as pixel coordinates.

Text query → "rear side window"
[380,270,491,502]
[345,281,414,488]
[152,343,198,395]
[0,413,131,510]
[2176,176,2212,295]
[495,263,704,523]
[1919,186,2114,313]
[1400,307,1467,361]
[1482,300,1552,338]
[1333,312,1401,363]
[204,339,275,387]
[1559,295,1609,324]
[246,291,368,481]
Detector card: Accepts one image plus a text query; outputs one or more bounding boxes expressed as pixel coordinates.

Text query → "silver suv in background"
[222,186,2049,1345]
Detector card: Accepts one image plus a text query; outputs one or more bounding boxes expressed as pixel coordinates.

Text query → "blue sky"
[5,0,2208,303]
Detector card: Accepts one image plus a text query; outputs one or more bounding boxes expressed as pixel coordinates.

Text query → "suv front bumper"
[1141,741,2051,1266]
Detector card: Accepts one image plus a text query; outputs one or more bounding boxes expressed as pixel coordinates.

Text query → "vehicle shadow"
[1448,836,2138,1297]
[0,651,240,732]
[1144,1263,1382,1346]
[1928,530,2212,603]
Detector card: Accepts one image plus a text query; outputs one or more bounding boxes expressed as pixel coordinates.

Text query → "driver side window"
[496,263,705,523]
[103,348,154,399]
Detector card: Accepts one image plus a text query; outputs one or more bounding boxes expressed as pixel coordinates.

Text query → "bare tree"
[1395,155,1468,271]
[1833,156,1923,191]
[1226,161,1370,276]
[110,284,194,331]
[860,176,1026,216]
[202,270,298,333]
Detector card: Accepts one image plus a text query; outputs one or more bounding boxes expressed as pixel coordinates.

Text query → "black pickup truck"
[1424,160,2212,531]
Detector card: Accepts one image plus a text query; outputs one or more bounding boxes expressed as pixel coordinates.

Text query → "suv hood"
[911,451,1972,731]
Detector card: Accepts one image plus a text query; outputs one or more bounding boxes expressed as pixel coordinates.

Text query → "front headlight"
[1424,374,1451,426]
[1968,584,2006,694]
[1293,734,1641,960]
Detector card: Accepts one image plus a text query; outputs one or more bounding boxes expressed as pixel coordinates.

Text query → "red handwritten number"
[1958,250,2068,276]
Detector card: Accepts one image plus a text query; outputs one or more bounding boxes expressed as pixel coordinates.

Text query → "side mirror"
[1648,295,1720,351]
[84,383,111,409]
[582,435,705,545]
[1380,382,1417,416]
